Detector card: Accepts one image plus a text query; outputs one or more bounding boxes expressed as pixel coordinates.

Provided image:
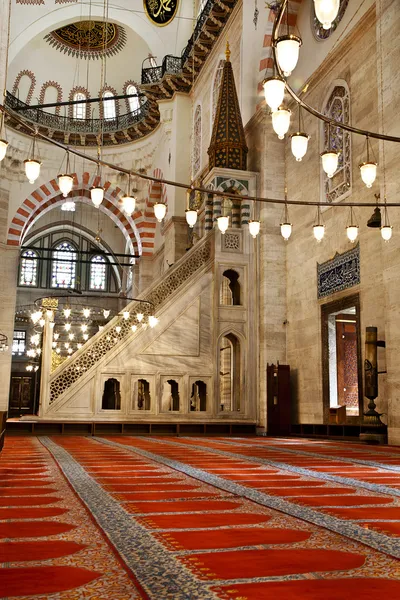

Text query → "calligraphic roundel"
[143,0,179,27]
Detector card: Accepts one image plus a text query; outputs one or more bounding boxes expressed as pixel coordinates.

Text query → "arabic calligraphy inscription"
[317,245,360,299]
[143,0,179,26]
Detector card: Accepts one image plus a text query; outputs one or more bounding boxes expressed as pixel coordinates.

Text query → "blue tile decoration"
[317,244,360,298]
[95,437,400,560]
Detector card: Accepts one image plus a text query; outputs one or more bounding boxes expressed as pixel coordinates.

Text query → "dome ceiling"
[44,21,126,60]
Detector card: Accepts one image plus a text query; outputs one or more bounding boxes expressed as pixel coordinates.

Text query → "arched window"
[89,255,107,291]
[19,250,38,287]
[193,104,202,176]
[102,378,121,410]
[322,83,351,203]
[137,379,151,410]
[12,71,36,104]
[219,333,241,412]
[103,91,116,121]
[73,92,86,120]
[127,84,140,113]
[212,60,224,127]
[51,242,76,289]
[190,380,207,411]
[220,269,240,305]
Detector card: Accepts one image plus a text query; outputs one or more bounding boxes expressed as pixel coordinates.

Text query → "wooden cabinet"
[267,364,291,435]
[8,374,34,417]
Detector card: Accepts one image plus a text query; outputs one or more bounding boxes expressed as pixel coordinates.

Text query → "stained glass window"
[127,84,140,113]
[322,84,351,203]
[12,330,26,355]
[103,91,116,120]
[19,250,38,286]
[90,255,107,291]
[193,104,202,176]
[73,92,86,120]
[212,60,224,127]
[51,242,76,289]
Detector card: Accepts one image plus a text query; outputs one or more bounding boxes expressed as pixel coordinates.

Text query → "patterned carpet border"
[40,437,221,600]
[216,437,400,474]
[93,437,400,560]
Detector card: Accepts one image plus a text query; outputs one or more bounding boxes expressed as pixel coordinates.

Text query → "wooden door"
[9,374,34,417]
[336,316,359,411]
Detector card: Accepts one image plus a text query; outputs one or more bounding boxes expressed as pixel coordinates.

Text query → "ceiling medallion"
[312,0,349,41]
[44,21,126,60]
[143,0,179,27]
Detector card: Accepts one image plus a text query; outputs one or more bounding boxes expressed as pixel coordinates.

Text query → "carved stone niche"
[97,373,126,416]
[188,376,212,414]
[130,374,156,414]
[159,375,184,414]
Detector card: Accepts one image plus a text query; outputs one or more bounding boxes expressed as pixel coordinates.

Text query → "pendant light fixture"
[359,136,377,188]
[121,173,136,216]
[217,215,229,234]
[185,189,198,228]
[272,107,291,139]
[58,151,74,197]
[274,2,302,77]
[0,115,8,162]
[263,76,286,111]
[154,201,167,222]
[321,122,339,178]
[91,148,104,208]
[381,203,393,241]
[248,220,261,238]
[280,196,292,240]
[24,134,41,184]
[313,206,325,242]
[346,206,359,243]
[290,106,309,161]
[314,0,340,30]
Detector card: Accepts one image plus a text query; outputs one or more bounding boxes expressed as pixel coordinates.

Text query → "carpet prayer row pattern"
[0,434,399,599]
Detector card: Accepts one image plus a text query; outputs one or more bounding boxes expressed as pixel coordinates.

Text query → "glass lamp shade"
[313,224,325,242]
[346,225,359,243]
[262,76,285,111]
[248,220,261,238]
[64,323,71,331]
[321,151,339,178]
[381,225,393,241]
[136,313,144,322]
[123,311,130,320]
[314,0,340,29]
[24,159,41,184]
[121,194,136,216]
[272,107,291,139]
[83,308,91,318]
[148,315,158,328]
[154,202,167,222]
[185,209,198,228]
[58,174,74,197]
[291,132,309,161]
[280,222,293,241]
[39,318,45,328]
[217,215,229,234]
[0,139,8,162]
[359,162,377,188]
[131,324,137,332]
[103,309,110,318]
[275,35,302,77]
[91,186,104,208]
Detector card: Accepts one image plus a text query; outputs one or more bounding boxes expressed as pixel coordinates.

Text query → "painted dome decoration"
[44,21,126,60]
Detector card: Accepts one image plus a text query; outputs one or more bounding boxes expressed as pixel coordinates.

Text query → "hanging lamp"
[154,202,167,222]
[24,135,41,184]
[272,107,291,139]
[248,220,261,238]
[185,189,198,228]
[0,115,8,162]
[58,151,74,197]
[280,198,292,240]
[346,206,359,243]
[359,136,377,188]
[381,203,393,241]
[121,173,136,216]
[314,0,340,30]
[217,215,229,234]
[321,122,339,178]
[313,206,325,242]
[290,106,309,161]
[274,2,302,77]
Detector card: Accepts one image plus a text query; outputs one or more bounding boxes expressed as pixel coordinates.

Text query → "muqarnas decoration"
[44,21,126,60]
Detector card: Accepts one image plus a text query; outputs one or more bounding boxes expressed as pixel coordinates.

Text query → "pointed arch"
[69,86,91,119]
[99,85,119,119]
[12,70,36,104]
[39,81,63,115]
[6,172,156,256]
[123,80,141,113]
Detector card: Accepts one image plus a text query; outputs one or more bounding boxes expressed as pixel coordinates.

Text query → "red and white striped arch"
[257,1,302,108]
[144,168,168,247]
[7,172,157,257]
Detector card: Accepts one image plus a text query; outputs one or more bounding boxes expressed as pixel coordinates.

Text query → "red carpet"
[179,548,365,579]
[137,512,272,529]
[361,522,400,536]
[294,495,393,507]
[212,578,400,600]
[266,486,355,496]
[323,506,400,520]
[0,506,68,519]
[0,566,102,596]
[125,499,240,514]
[0,540,87,562]
[0,521,76,539]
[0,495,61,506]
[156,527,311,550]
[114,491,221,500]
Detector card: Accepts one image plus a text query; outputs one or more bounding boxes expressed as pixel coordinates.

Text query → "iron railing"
[141,0,216,85]
[5,92,149,135]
